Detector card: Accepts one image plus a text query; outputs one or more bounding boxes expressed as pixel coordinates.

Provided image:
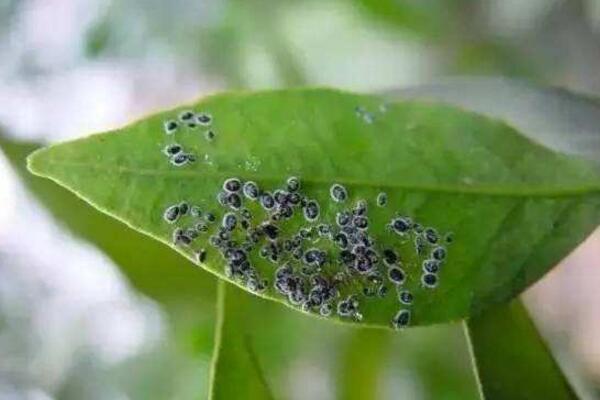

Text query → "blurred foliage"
[466,300,577,400]
[0,134,216,329]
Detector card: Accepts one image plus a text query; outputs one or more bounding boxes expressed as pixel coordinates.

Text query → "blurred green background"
[1,0,600,399]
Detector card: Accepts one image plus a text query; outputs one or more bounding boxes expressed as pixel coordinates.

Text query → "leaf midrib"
[31,157,600,198]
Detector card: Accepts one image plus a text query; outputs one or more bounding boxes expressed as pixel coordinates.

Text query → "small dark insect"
[336,211,351,227]
[205,212,216,223]
[388,267,406,285]
[303,200,320,222]
[415,236,426,256]
[422,259,440,274]
[333,232,349,249]
[195,249,207,263]
[382,249,398,266]
[292,247,304,260]
[355,257,374,274]
[164,120,179,134]
[262,223,279,240]
[288,192,301,205]
[179,110,195,122]
[445,232,454,244]
[317,224,331,237]
[376,192,387,207]
[163,144,182,157]
[398,290,413,305]
[170,153,189,166]
[339,250,355,266]
[299,228,312,239]
[223,178,242,193]
[392,309,411,330]
[353,200,367,216]
[163,204,180,224]
[260,192,275,210]
[204,130,216,141]
[422,273,438,288]
[222,212,237,231]
[391,217,412,234]
[286,176,300,192]
[432,246,446,261]
[240,219,250,230]
[319,303,333,317]
[243,181,259,200]
[353,216,368,230]
[196,112,213,126]
[216,191,228,207]
[190,206,202,218]
[274,190,289,205]
[187,122,198,129]
[185,228,199,239]
[280,206,293,219]
[178,202,189,215]
[226,193,242,209]
[378,285,388,298]
[330,183,348,203]
[195,221,208,232]
[173,228,192,246]
[424,228,439,244]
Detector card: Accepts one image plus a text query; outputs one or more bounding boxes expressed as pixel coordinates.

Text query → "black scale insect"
[390,216,412,235]
[286,176,300,192]
[164,120,179,135]
[196,112,212,126]
[330,184,348,203]
[376,192,387,207]
[190,206,202,218]
[163,204,180,224]
[222,212,237,231]
[195,249,207,263]
[205,130,216,141]
[163,144,182,157]
[223,178,242,193]
[432,246,446,261]
[423,259,441,274]
[392,309,411,330]
[398,290,413,305]
[336,211,351,227]
[260,192,275,210]
[226,193,242,209]
[382,249,398,266]
[303,200,320,221]
[387,267,406,285]
[243,181,259,200]
[421,273,438,288]
[170,153,190,166]
[178,110,195,123]
[424,228,439,244]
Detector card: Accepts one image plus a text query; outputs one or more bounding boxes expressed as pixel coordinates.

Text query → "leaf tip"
[26,147,50,177]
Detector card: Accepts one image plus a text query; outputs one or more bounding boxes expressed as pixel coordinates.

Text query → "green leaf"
[209,281,274,400]
[337,327,392,400]
[0,134,215,313]
[465,300,578,400]
[26,88,600,328]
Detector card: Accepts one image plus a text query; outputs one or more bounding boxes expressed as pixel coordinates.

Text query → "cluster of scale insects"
[162,175,452,330]
[162,109,216,166]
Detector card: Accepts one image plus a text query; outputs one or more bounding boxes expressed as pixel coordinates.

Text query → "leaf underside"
[27,88,600,329]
